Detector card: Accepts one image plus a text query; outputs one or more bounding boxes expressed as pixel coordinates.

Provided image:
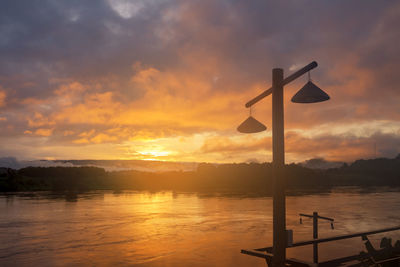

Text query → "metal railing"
[241,220,400,266]
[299,212,335,263]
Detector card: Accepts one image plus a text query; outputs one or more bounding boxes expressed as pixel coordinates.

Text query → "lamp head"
[237,116,267,133]
[291,81,330,103]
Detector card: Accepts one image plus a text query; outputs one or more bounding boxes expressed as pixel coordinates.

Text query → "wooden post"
[272,68,286,266]
[243,61,320,266]
[313,212,319,264]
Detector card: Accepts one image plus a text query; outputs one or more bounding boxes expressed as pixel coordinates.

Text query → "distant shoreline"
[1,155,400,193]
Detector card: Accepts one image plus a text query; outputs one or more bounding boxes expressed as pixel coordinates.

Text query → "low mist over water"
[1,189,400,266]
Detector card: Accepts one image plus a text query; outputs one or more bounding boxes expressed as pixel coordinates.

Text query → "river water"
[1,188,400,266]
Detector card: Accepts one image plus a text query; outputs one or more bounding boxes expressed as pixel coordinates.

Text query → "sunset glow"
[0,1,399,163]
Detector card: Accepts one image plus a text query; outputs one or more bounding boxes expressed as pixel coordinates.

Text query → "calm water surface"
[1,188,400,266]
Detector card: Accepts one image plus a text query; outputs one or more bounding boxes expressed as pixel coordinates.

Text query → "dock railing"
[241,225,400,266]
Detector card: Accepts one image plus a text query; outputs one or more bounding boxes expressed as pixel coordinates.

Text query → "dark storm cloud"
[0,0,177,101]
[0,0,397,97]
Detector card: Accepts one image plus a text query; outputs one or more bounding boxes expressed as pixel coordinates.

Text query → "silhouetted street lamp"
[237,61,330,266]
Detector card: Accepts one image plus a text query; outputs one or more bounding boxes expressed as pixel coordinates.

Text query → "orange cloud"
[6,60,399,163]
[0,90,6,107]
[34,128,54,137]
[28,112,55,128]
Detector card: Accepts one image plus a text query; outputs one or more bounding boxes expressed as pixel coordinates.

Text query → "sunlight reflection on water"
[1,188,400,266]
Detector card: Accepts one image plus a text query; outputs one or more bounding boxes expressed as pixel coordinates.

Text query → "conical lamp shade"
[237,116,267,133]
[291,81,330,103]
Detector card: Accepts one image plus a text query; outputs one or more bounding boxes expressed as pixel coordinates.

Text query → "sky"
[0,0,399,163]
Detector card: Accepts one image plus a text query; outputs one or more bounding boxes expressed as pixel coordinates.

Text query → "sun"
[136,149,171,161]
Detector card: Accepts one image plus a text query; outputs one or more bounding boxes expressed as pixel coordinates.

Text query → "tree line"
[1,154,399,193]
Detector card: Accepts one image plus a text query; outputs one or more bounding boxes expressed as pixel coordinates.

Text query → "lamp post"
[237,61,329,266]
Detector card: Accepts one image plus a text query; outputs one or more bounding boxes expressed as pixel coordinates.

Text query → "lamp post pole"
[240,61,326,266]
[271,68,286,266]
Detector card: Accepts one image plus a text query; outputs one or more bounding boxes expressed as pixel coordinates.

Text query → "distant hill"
[2,156,388,172]
[299,158,345,169]
[0,158,198,172]
[55,159,198,172]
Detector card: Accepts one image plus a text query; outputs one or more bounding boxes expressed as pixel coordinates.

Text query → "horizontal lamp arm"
[245,87,272,108]
[282,61,318,86]
[244,61,318,108]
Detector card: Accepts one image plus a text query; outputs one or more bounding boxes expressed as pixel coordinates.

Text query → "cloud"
[0,0,399,162]
[285,131,400,162]
[201,135,271,155]
[34,128,54,137]
[198,130,400,163]
[0,89,5,107]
